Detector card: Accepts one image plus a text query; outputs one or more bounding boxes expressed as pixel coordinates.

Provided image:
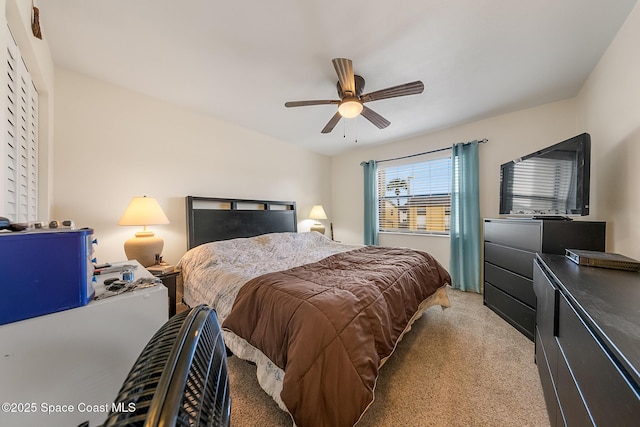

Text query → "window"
[2,25,38,222]
[377,156,452,235]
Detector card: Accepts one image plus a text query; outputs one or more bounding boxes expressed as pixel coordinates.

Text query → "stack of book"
[565,249,640,272]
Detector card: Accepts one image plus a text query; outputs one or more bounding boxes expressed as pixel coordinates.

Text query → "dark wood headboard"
[186,196,297,249]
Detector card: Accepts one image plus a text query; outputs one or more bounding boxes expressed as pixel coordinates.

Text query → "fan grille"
[103,305,230,427]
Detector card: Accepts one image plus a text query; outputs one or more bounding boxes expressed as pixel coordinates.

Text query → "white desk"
[0,261,168,427]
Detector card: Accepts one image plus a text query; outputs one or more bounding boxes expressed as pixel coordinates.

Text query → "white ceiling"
[38,0,637,156]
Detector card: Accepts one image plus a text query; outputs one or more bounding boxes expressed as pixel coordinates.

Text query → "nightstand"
[151,268,180,317]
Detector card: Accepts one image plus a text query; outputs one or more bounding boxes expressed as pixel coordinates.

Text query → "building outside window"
[377,156,452,235]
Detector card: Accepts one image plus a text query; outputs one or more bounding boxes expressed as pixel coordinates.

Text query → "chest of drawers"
[483,218,605,339]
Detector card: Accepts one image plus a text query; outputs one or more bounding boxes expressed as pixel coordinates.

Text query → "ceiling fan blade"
[332,58,356,95]
[285,100,340,108]
[321,112,342,134]
[360,81,424,103]
[361,106,391,129]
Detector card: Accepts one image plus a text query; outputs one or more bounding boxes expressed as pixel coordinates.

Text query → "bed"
[178,196,451,426]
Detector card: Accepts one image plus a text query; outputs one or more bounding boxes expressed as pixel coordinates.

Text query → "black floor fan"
[102,305,231,427]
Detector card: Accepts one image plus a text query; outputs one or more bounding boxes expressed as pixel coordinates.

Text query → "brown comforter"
[222,246,451,427]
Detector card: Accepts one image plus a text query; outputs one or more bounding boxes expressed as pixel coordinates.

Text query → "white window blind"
[3,25,38,222]
[377,156,452,235]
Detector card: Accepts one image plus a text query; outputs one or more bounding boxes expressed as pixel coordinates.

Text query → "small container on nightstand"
[147,265,180,317]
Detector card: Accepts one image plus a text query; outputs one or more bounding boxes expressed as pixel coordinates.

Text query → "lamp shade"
[308,205,327,220]
[118,196,170,226]
[118,196,170,267]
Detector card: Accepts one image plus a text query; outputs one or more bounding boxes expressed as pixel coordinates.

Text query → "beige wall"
[331,99,579,267]
[51,69,332,264]
[576,2,640,260]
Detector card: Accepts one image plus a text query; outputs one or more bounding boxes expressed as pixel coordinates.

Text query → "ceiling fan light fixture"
[338,98,363,118]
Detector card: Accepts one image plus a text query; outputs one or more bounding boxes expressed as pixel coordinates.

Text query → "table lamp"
[118,196,170,267]
[309,205,327,235]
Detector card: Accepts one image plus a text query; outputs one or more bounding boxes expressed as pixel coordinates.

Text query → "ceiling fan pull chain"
[355,117,358,143]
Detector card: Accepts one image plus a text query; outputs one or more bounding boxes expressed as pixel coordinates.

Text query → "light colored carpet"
[227,288,550,426]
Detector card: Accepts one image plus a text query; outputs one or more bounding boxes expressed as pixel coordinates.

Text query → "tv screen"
[499,133,591,217]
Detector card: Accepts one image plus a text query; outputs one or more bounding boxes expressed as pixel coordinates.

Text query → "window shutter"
[3,25,38,222]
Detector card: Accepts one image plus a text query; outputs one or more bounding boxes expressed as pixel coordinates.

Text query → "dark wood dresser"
[534,254,640,426]
[483,218,605,340]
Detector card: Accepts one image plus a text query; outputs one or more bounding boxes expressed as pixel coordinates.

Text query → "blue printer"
[0,228,95,325]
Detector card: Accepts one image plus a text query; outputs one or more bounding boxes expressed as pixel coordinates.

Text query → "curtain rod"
[375,138,488,164]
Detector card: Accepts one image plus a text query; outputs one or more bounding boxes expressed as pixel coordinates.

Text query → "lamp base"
[310,223,326,235]
[124,232,164,267]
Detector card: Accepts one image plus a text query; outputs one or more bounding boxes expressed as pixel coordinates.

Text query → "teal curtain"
[361,160,378,245]
[449,141,481,292]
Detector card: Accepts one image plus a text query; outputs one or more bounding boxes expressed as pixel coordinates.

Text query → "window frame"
[376,154,452,236]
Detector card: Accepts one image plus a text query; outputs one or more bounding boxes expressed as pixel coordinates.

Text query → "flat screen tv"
[499,133,591,217]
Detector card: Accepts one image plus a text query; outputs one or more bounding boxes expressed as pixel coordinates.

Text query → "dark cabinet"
[151,269,180,317]
[534,254,640,426]
[483,218,605,340]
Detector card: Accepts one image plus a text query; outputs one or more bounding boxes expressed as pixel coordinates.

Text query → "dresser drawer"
[484,283,535,340]
[484,220,541,252]
[485,242,536,279]
[485,262,535,307]
[533,261,559,377]
[556,346,594,427]
[557,294,640,425]
[535,328,560,427]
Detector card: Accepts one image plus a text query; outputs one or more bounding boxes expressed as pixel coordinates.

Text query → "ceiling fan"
[285,58,424,134]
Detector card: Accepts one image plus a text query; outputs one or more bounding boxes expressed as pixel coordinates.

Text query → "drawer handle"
[535,259,560,337]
